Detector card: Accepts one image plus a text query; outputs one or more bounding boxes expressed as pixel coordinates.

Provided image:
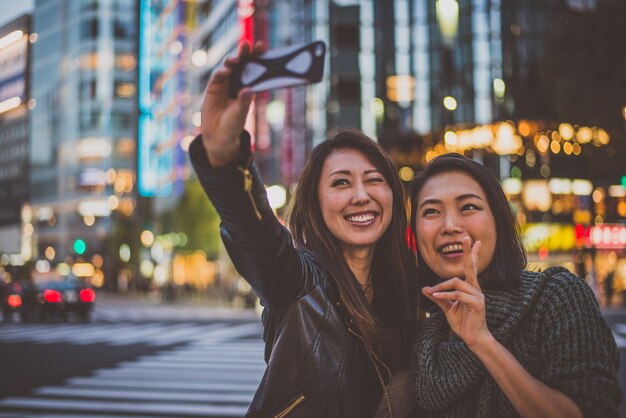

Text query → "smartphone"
[228,40,326,99]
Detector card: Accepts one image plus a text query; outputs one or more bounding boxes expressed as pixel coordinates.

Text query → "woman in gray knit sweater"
[408,153,621,418]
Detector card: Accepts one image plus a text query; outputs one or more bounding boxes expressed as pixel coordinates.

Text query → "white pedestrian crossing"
[0,322,236,347]
[91,293,259,323]
[0,321,265,417]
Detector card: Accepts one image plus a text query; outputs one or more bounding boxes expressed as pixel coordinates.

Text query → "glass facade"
[30,0,137,263]
[0,15,31,257]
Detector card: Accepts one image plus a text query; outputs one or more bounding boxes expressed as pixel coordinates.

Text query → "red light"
[538,246,549,260]
[44,289,62,303]
[574,224,585,240]
[7,294,22,308]
[79,288,95,303]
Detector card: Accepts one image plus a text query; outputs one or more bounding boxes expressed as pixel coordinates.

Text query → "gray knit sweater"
[411,267,621,418]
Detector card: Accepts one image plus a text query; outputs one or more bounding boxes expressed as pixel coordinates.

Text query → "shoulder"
[524,267,601,322]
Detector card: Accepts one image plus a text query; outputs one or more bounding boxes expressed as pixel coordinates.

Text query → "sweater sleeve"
[533,270,622,418]
[188,132,318,309]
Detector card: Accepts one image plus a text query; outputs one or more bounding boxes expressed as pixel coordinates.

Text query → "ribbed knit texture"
[411,267,621,418]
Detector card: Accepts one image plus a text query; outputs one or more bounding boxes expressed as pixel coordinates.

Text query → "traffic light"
[74,239,86,255]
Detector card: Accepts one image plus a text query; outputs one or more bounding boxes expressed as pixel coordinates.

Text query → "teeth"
[346,213,375,223]
[440,244,463,254]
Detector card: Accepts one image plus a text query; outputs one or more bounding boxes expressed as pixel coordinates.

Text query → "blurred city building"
[28,0,138,288]
[1,0,622,305]
[0,15,32,265]
[376,0,626,298]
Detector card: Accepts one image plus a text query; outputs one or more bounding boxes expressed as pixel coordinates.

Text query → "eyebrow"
[328,169,381,177]
[418,193,483,209]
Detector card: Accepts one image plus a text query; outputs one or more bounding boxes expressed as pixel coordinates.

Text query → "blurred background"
[0,0,625,307]
[0,1,625,417]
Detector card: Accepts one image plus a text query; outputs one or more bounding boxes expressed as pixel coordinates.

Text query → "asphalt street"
[1,293,625,417]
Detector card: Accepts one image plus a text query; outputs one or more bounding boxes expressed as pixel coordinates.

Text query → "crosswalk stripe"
[0,322,252,347]
[64,377,259,393]
[0,398,249,417]
[117,359,266,372]
[93,367,263,382]
[143,323,228,346]
[0,323,60,337]
[105,323,192,346]
[34,387,255,404]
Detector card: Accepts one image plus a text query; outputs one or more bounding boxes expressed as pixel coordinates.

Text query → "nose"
[351,182,370,205]
[442,212,463,234]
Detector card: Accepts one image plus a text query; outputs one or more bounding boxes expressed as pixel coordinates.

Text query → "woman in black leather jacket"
[188,44,417,417]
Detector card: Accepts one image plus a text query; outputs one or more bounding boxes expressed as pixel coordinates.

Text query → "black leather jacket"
[190,133,384,417]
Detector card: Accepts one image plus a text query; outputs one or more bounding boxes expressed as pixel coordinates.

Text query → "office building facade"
[29,0,138,279]
[0,15,32,262]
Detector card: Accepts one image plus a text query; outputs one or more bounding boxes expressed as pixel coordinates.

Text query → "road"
[0,293,264,417]
[1,294,625,417]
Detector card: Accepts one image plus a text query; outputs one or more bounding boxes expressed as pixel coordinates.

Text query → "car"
[35,275,95,322]
[1,280,38,322]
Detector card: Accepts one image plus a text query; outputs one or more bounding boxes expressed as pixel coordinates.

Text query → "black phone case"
[228,41,326,99]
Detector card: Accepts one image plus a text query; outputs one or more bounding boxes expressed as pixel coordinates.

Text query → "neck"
[343,245,375,286]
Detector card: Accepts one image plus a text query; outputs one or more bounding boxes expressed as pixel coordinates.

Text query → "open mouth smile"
[438,242,464,255]
[344,211,378,225]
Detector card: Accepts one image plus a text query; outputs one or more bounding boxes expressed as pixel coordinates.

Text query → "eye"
[331,178,350,187]
[421,208,439,216]
[366,176,385,184]
[461,203,480,211]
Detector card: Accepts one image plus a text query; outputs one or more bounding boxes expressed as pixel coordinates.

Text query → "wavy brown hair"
[288,128,416,364]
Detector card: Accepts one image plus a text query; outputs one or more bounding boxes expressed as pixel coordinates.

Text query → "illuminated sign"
[0,34,27,104]
[137,0,183,197]
[523,223,576,252]
[590,224,626,250]
[238,0,254,47]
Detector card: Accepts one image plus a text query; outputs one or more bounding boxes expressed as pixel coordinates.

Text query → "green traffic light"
[74,239,86,255]
[621,176,626,189]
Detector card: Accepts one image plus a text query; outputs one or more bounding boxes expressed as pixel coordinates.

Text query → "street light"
[443,96,457,111]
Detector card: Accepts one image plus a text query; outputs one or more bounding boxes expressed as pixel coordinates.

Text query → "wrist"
[467,331,496,355]
[202,135,242,168]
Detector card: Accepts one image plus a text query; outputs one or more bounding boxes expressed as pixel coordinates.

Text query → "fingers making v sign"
[422,236,492,348]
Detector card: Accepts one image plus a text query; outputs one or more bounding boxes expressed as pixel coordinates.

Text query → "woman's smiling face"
[317,148,393,254]
[414,170,497,280]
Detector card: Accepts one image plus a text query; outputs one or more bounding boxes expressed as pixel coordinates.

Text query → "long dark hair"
[409,153,526,290]
[288,128,416,362]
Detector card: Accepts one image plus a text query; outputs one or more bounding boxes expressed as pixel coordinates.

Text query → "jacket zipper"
[272,394,306,418]
[237,156,262,221]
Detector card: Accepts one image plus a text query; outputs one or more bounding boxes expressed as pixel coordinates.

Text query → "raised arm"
[189,44,317,309]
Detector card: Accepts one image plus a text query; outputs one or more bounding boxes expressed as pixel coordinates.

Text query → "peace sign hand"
[422,236,492,348]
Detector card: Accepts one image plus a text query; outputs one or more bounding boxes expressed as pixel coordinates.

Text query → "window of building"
[115,53,136,71]
[115,82,136,99]
[80,18,99,39]
[80,0,99,12]
[112,111,133,130]
[80,79,97,100]
[333,25,359,51]
[336,77,361,104]
[114,19,135,39]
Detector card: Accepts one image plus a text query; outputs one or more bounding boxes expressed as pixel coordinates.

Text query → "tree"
[159,179,222,259]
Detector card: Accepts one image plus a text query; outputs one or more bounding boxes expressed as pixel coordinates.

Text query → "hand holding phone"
[228,41,326,99]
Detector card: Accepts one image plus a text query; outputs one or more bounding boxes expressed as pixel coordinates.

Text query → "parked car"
[35,275,95,322]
